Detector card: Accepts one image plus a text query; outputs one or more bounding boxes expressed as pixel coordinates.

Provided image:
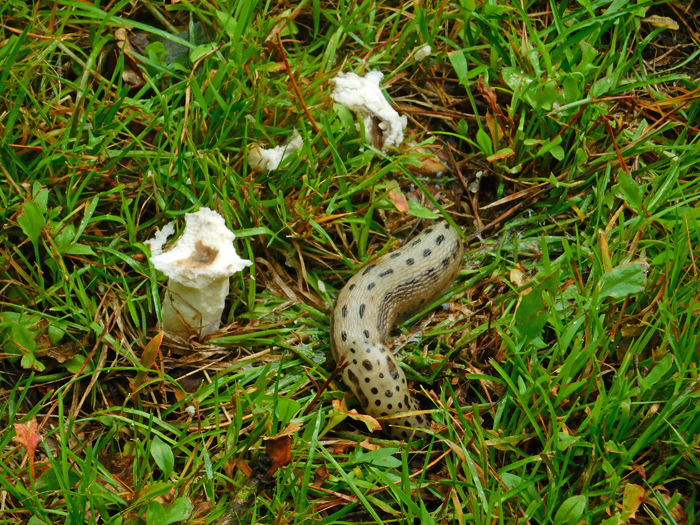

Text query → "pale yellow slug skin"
[330,221,465,439]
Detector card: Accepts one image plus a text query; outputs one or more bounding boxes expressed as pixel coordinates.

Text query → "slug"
[330,221,465,439]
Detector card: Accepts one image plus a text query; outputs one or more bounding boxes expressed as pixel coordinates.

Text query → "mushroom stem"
[161,277,230,339]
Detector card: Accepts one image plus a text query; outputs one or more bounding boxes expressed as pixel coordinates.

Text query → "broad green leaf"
[448,50,469,87]
[407,200,439,219]
[275,398,301,428]
[146,501,166,525]
[64,354,94,374]
[65,243,96,256]
[215,10,237,38]
[642,353,673,389]
[618,171,643,213]
[514,270,559,342]
[21,352,45,372]
[599,261,648,299]
[476,128,493,156]
[162,498,193,524]
[10,321,36,353]
[151,435,174,479]
[190,42,216,63]
[553,495,587,525]
[18,200,45,248]
[354,447,402,468]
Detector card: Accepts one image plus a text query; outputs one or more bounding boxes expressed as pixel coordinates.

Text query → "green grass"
[1,0,700,524]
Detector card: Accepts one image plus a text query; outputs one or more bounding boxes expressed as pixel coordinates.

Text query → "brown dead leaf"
[312,464,329,487]
[276,421,303,438]
[642,16,679,30]
[131,330,164,391]
[331,398,382,433]
[359,437,380,451]
[236,458,253,478]
[265,435,292,475]
[388,184,409,212]
[263,423,302,475]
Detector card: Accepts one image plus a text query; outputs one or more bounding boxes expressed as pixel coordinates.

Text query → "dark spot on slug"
[416,415,424,424]
[350,347,356,353]
[379,373,384,378]
[381,412,388,417]
[411,239,421,246]
[347,369,359,384]
[357,389,369,407]
[376,359,380,365]
[349,284,355,291]
[404,395,410,406]
[341,331,347,341]
[341,305,347,318]
[402,430,408,438]
[406,258,414,266]
[425,228,433,234]
[362,359,373,371]
[390,252,401,259]
[353,359,357,364]
[444,223,450,229]
[402,378,405,383]
[388,404,393,410]
[362,264,376,276]
[398,402,403,409]
[366,348,371,353]
[379,269,394,277]
[384,291,392,301]
[442,257,450,267]
[364,330,370,338]
[379,347,385,353]
[405,420,412,427]
[359,304,365,318]
[396,385,400,391]
[386,356,400,380]
[365,377,370,383]
[375,399,381,407]
[371,387,378,394]
[435,234,445,245]
[367,282,375,290]
[385,390,393,398]
[423,249,432,257]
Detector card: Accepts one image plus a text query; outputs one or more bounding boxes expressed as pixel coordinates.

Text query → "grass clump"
[1,1,699,524]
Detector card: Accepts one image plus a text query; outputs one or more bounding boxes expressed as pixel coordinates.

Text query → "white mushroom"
[330,69,407,151]
[146,208,252,340]
[248,130,304,171]
[414,44,432,62]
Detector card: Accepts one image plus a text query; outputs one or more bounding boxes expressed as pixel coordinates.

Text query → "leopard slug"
[330,221,464,439]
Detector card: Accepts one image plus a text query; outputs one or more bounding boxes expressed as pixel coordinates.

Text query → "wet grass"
[1,0,699,524]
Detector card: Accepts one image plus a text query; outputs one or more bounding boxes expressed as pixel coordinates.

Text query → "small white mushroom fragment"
[414,44,432,61]
[146,208,251,340]
[248,130,304,171]
[330,70,407,151]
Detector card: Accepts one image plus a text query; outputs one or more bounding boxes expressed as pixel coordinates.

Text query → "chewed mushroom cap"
[330,70,407,150]
[148,208,252,287]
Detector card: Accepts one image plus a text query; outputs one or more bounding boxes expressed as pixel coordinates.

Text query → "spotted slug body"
[330,221,464,439]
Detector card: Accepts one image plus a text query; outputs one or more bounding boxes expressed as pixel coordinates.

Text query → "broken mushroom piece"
[248,130,304,172]
[330,69,407,151]
[146,208,252,340]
